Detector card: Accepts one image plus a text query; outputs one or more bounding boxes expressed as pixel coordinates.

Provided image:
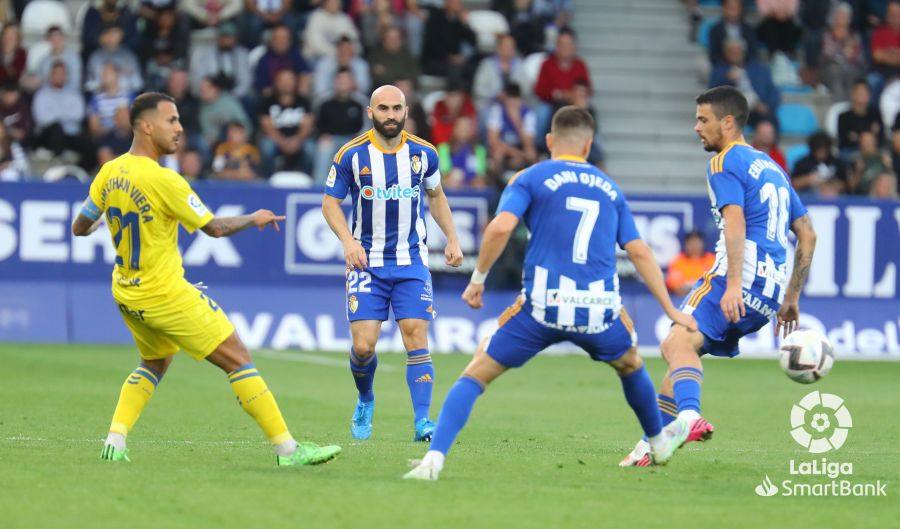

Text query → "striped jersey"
[706,141,807,303]
[496,156,640,333]
[324,129,442,267]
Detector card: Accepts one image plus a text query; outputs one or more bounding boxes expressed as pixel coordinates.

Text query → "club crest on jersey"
[360,185,420,200]
[410,155,422,174]
[348,294,359,313]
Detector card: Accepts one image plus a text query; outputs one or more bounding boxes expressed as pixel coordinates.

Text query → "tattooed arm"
[201,209,285,238]
[777,214,817,338]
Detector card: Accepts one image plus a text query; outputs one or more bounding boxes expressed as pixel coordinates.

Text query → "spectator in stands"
[82,0,140,61]
[893,126,900,175]
[212,121,261,181]
[0,120,29,181]
[473,33,524,111]
[190,22,251,99]
[368,26,420,88]
[0,82,31,145]
[0,23,25,86]
[165,68,202,145]
[180,0,242,29]
[241,0,301,49]
[534,28,591,135]
[665,231,715,296]
[313,36,371,103]
[756,0,802,58]
[870,1,900,81]
[259,69,315,174]
[198,76,252,148]
[303,0,361,62]
[313,68,366,183]
[850,130,892,193]
[800,0,832,66]
[751,119,787,170]
[88,64,133,141]
[138,0,179,22]
[179,148,207,180]
[358,0,426,57]
[792,131,849,193]
[869,170,898,198]
[96,104,133,164]
[505,0,547,56]
[819,2,866,102]
[420,0,476,77]
[137,7,189,69]
[709,38,779,127]
[32,27,82,93]
[486,82,537,174]
[430,80,477,145]
[709,0,758,66]
[32,62,95,170]
[569,79,603,165]
[86,25,144,94]
[531,0,573,35]
[256,24,311,99]
[438,115,488,189]
[394,77,429,142]
[837,80,884,156]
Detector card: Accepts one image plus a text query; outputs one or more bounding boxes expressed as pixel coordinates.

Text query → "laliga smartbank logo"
[754,391,887,498]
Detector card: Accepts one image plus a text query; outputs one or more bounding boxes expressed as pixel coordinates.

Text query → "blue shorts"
[681,274,776,358]
[345,264,435,322]
[485,299,637,368]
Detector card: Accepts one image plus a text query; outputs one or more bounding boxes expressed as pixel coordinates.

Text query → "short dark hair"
[550,105,595,139]
[684,230,705,243]
[852,78,870,91]
[696,86,749,129]
[807,131,832,152]
[130,92,175,128]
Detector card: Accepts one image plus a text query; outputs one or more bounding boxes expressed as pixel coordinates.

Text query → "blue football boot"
[350,398,375,440]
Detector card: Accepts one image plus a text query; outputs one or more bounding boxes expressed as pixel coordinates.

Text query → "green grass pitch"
[1,344,897,529]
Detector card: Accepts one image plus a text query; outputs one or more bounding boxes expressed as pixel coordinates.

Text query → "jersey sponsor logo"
[545,289,619,308]
[757,260,788,285]
[326,166,336,187]
[410,155,422,174]
[742,290,777,319]
[187,193,208,217]
[360,185,420,200]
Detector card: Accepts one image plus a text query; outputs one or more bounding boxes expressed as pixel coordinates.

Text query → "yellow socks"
[228,363,294,447]
[109,364,160,438]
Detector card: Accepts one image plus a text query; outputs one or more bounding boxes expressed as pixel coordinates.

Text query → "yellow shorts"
[116,281,235,361]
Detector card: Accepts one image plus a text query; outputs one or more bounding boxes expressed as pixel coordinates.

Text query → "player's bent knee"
[609,347,643,376]
[351,342,375,358]
[207,332,252,373]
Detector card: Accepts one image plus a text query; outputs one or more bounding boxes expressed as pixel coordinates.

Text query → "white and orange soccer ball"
[779,329,835,384]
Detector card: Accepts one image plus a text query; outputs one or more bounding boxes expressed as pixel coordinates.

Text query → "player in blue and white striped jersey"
[322,85,463,443]
[405,106,699,480]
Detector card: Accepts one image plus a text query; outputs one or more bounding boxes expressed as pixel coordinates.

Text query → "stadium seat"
[824,101,851,139]
[248,45,267,73]
[785,144,809,173]
[73,0,90,33]
[521,52,547,100]
[21,1,73,41]
[421,90,445,115]
[697,18,717,50]
[467,10,510,53]
[777,103,819,137]
[42,165,89,183]
[270,171,314,188]
[24,41,52,74]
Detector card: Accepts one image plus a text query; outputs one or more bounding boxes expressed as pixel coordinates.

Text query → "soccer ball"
[779,329,835,384]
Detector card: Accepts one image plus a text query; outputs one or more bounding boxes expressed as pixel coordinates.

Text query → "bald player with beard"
[322,85,464,442]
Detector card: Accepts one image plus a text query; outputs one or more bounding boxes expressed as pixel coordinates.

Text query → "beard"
[373,115,405,139]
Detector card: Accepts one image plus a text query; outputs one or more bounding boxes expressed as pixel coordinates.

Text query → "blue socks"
[406,348,434,422]
[619,365,662,438]
[429,376,484,455]
[671,367,703,413]
[349,348,377,403]
[657,394,678,427]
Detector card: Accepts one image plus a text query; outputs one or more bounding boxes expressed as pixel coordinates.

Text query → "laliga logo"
[360,185,420,200]
[790,391,852,454]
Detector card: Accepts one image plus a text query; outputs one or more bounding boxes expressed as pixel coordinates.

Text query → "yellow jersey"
[88,153,214,303]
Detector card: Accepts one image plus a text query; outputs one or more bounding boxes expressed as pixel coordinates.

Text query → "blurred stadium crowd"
[0,0,896,199]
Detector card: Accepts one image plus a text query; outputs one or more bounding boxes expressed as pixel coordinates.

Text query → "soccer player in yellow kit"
[71,92,341,466]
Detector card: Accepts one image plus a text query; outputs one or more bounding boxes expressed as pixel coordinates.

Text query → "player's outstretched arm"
[624,239,697,331]
[201,209,285,238]
[321,195,367,269]
[462,212,519,309]
[777,214,817,338]
[425,185,463,267]
[720,205,746,324]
